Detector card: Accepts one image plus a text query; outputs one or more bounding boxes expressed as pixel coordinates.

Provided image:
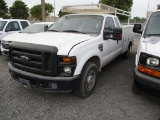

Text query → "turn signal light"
[138,64,160,78]
[60,56,77,64]
[63,57,71,63]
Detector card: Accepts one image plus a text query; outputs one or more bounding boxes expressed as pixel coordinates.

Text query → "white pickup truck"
[0,19,30,55]
[1,22,54,56]
[132,10,160,92]
[8,14,134,97]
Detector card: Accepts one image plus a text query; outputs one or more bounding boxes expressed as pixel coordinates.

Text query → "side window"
[20,21,29,29]
[114,17,121,27]
[6,21,20,31]
[104,17,115,28]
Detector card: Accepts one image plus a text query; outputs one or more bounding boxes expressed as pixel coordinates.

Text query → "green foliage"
[30,3,54,21]
[133,16,141,21]
[0,0,8,18]
[58,10,72,17]
[2,14,11,19]
[100,0,133,20]
[9,0,29,19]
[130,17,146,23]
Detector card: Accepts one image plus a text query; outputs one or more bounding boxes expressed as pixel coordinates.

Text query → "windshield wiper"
[47,29,60,32]
[146,33,160,36]
[62,30,86,34]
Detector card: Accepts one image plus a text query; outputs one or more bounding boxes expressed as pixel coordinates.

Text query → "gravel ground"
[0,35,160,120]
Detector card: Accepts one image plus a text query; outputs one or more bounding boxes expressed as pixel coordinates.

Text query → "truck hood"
[3,32,94,55]
[143,37,160,57]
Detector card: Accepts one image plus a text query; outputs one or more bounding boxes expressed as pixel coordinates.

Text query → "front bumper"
[8,63,79,92]
[134,68,160,90]
[1,43,9,56]
[2,50,9,56]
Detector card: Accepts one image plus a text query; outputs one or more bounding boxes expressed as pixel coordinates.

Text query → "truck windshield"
[0,21,7,31]
[48,15,104,34]
[144,11,160,37]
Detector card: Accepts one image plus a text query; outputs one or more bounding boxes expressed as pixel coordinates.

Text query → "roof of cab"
[33,22,54,25]
[0,19,29,22]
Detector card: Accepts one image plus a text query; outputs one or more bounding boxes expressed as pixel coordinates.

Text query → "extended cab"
[8,14,134,98]
[133,10,160,92]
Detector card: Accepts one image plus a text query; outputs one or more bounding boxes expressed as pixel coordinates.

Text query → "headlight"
[147,58,159,66]
[64,67,72,74]
[58,56,77,77]
[138,53,160,78]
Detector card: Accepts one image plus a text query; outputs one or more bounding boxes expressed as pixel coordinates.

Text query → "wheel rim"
[86,69,96,91]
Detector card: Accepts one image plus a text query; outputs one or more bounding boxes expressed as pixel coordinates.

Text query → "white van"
[133,10,160,92]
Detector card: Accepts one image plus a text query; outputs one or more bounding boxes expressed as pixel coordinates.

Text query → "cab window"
[104,17,115,28]
[114,17,121,27]
[5,21,20,31]
[20,21,29,29]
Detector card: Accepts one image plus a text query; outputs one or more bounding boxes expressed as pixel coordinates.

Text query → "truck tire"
[74,62,98,98]
[122,45,131,59]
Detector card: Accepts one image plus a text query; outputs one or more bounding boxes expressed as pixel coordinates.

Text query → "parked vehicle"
[8,14,134,98]
[132,10,160,92]
[0,19,30,55]
[1,22,54,56]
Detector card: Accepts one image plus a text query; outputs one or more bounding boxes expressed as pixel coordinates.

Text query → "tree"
[140,17,146,21]
[100,0,133,20]
[30,3,54,21]
[9,0,29,19]
[133,16,141,22]
[58,10,72,18]
[0,0,8,18]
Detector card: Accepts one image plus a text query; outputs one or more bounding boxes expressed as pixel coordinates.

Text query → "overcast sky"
[5,0,160,18]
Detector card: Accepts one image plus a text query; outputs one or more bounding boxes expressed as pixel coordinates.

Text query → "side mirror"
[5,27,12,32]
[44,25,48,32]
[103,27,122,40]
[133,24,142,34]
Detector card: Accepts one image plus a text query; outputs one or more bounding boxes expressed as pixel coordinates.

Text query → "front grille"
[10,44,58,76]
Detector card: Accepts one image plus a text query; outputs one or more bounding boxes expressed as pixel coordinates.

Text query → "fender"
[73,49,102,76]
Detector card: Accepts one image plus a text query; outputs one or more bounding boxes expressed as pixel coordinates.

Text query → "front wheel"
[74,62,98,98]
[122,45,131,59]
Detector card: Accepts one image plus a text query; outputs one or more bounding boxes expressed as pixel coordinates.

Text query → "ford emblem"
[20,56,30,63]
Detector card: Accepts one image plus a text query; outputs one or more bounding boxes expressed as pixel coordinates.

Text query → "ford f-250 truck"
[132,10,160,92]
[8,14,134,98]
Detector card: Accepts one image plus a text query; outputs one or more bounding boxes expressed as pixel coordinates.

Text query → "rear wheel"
[74,62,98,98]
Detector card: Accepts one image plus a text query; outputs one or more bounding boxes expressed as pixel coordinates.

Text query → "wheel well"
[88,56,100,72]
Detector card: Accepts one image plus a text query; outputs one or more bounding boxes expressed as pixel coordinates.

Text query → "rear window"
[20,21,29,29]
[0,21,7,31]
